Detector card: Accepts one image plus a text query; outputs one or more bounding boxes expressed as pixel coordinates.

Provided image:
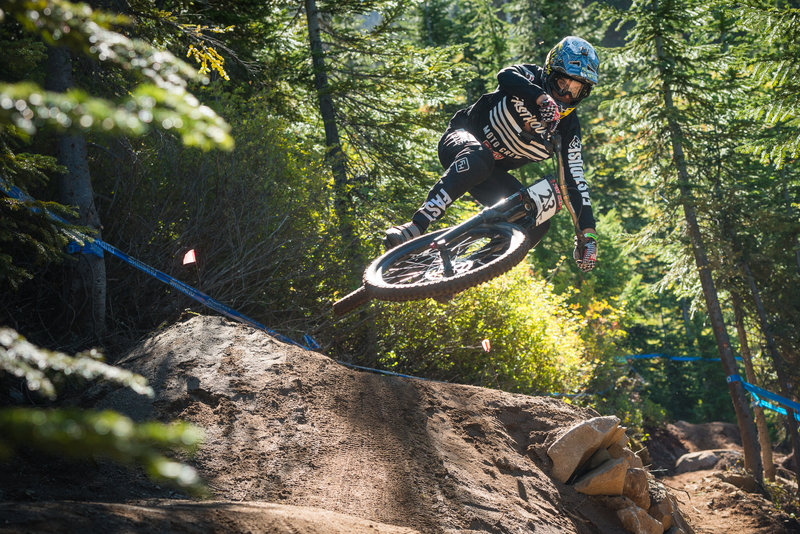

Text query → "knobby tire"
[364,222,531,301]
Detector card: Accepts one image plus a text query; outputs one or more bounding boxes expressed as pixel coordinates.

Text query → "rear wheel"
[364,222,531,301]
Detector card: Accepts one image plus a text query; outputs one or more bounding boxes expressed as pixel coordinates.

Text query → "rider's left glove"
[573,233,597,272]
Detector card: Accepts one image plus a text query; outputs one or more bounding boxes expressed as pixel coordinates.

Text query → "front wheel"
[364,222,531,301]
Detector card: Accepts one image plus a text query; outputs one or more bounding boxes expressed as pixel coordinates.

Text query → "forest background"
[0,0,799,494]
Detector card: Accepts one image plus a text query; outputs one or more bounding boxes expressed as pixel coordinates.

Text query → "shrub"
[373,262,591,395]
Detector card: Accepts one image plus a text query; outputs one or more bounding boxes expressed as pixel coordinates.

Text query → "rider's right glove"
[537,94,561,124]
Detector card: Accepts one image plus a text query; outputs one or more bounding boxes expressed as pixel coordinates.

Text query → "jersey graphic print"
[567,135,591,206]
[482,140,505,159]
[455,157,470,173]
[483,96,551,161]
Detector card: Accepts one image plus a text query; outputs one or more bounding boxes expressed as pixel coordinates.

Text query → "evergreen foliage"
[0,0,232,492]
[0,0,232,149]
[0,327,205,493]
[736,1,800,168]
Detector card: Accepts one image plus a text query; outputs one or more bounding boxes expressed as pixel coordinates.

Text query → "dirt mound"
[667,421,743,453]
[646,421,743,476]
[1,314,798,533]
[93,315,620,533]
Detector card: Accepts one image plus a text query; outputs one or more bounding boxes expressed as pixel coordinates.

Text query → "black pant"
[411,127,549,246]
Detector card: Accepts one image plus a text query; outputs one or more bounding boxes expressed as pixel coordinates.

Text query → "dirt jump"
[1,315,798,533]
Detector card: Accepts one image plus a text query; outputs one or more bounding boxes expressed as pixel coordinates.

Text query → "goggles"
[552,73,593,101]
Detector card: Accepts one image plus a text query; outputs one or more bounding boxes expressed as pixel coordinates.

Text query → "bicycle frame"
[430,130,583,275]
[429,185,543,277]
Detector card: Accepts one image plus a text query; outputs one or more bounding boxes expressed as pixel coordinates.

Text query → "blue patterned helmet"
[544,36,599,107]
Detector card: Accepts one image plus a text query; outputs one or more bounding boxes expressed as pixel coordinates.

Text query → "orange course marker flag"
[183,249,197,265]
[482,339,491,352]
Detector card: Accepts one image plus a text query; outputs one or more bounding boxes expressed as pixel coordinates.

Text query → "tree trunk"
[654,32,762,481]
[45,46,107,342]
[304,0,375,362]
[782,172,800,276]
[303,0,358,255]
[731,292,776,481]
[680,298,696,348]
[740,259,800,489]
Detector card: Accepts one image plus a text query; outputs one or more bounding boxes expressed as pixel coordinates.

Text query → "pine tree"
[596,0,763,479]
[0,0,232,340]
[736,1,800,169]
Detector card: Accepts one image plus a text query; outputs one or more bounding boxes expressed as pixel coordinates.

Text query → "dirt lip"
[1,314,798,533]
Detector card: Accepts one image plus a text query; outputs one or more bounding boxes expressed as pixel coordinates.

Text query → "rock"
[596,495,635,511]
[617,505,664,534]
[609,443,644,469]
[574,458,627,496]
[624,468,650,510]
[547,415,621,483]
[648,479,673,531]
[674,451,719,474]
[670,504,695,534]
[713,471,760,493]
[604,425,628,449]
[587,447,613,471]
[665,527,687,534]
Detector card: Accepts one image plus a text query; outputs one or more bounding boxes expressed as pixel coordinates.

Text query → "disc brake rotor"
[422,259,475,281]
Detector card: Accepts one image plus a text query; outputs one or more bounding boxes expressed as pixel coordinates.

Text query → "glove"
[573,233,597,272]
[537,94,561,124]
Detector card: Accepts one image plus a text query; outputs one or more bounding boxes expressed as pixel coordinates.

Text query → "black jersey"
[448,64,595,231]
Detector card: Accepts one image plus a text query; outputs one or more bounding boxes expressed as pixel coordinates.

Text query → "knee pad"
[438,128,481,167]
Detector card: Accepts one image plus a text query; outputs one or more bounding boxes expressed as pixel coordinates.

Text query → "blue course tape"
[622,353,742,362]
[742,381,800,415]
[726,372,800,421]
[2,178,318,351]
[66,239,104,258]
[623,355,800,422]
[750,391,800,422]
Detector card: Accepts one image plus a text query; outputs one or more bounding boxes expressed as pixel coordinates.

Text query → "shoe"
[383,221,423,250]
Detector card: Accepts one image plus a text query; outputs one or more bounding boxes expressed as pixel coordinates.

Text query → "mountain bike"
[333,133,585,316]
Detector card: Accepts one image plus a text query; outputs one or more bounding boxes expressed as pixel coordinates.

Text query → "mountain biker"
[383,36,599,272]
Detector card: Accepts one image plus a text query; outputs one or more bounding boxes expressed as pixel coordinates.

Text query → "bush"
[372,262,591,395]
[90,89,348,342]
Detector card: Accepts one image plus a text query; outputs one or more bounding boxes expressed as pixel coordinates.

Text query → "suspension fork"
[552,133,586,249]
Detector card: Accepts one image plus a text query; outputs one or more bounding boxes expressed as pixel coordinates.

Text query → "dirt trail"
[1,315,798,533]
